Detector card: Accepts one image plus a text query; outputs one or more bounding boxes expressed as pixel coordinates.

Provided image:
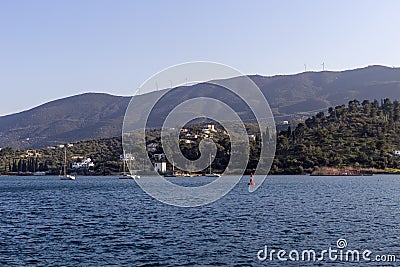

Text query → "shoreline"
[2,173,400,177]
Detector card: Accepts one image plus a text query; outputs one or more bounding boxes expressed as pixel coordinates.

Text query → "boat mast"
[123,156,126,175]
[64,146,67,176]
[209,154,212,175]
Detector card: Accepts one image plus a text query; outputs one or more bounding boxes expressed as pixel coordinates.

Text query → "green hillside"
[272,98,400,174]
[1,98,400,175]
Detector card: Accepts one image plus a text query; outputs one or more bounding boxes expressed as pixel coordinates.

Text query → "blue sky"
[1,0,400,116]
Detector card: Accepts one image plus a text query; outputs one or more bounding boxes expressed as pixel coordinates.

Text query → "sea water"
[0,175,399,266]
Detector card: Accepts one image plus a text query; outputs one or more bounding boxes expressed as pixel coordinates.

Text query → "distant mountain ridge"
[252,65,400,116]
[1,65,400,149]
[0,93,131,149]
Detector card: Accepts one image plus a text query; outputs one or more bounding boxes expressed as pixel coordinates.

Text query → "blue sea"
[0,175,399,266]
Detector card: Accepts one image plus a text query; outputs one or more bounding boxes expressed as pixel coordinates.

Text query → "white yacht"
[119,157,140,179]
[59,145,75,180]
[205,154,220,177]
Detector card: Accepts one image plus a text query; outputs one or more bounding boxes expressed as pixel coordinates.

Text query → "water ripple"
[0,175,399,266]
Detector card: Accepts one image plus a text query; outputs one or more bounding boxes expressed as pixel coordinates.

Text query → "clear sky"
[1,0,400,116]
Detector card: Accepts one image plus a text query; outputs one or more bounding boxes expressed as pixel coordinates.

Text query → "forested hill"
[1,98,400,175]
[272,98,400,174]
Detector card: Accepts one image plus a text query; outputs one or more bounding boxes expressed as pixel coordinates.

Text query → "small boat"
[60,174,76,180]
[33,171,46,176]
[206,173,221,177]
[59,145,75,180]
[248,173,255,185]
[205,154,221,177]
[119,158,140,179]
[119,174,140,179]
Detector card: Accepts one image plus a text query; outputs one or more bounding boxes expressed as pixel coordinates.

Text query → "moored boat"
[59,145,75,180]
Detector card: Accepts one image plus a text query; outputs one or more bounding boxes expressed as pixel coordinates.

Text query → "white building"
[154,162,167,173]
[146,143,157,152]
[202,129,211,134]
[72,158,94,169]
[393,150,400,156]
[153,153,165,161]
[120,153,135,161]
[207,124,216,132]
[248,134,256,141]
[202,124,217,134]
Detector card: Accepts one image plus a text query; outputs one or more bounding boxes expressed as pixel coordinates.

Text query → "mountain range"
[1,65,400,149]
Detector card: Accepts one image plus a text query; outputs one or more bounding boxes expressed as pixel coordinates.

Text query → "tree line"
[1,98,400,175]
[272,98,400,174]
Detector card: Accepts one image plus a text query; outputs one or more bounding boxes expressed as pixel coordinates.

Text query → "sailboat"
[60,145,75,180]
[119,157,140,179]
[205,154,221,177]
